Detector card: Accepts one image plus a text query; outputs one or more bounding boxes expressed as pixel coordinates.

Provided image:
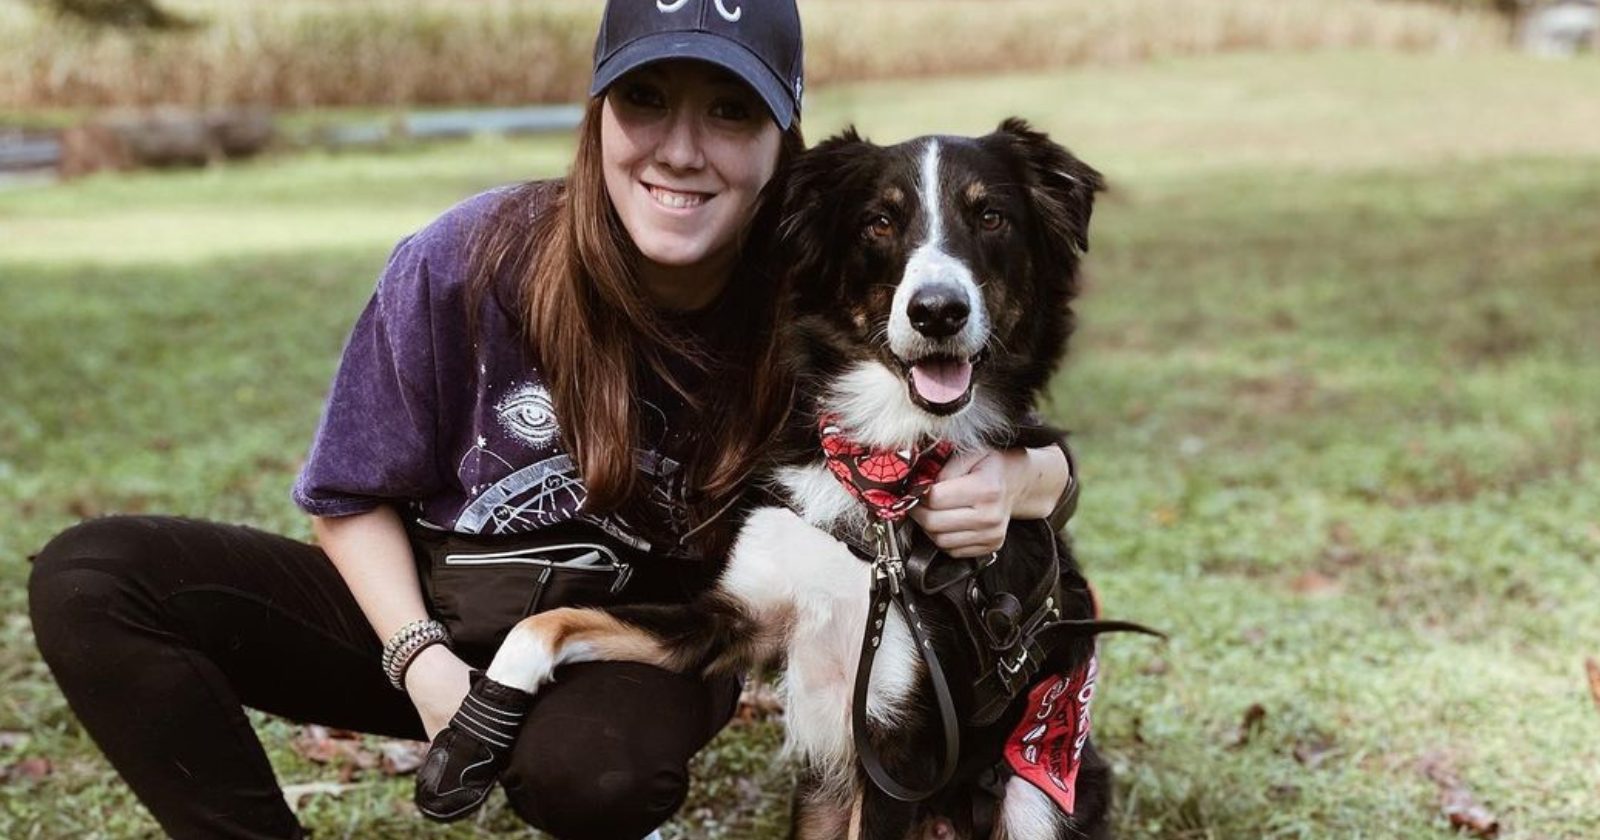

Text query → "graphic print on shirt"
[495,381,560,449]
[456,391,692,553]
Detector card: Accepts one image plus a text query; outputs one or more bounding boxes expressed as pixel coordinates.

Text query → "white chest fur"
[722,503,921,785]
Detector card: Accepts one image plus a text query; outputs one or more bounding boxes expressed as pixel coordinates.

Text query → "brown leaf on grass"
[1292,734,1336,768]
[1441,788,1501,837]
[1290,570,1342,597]
[1,756,52,783]
[736,681,785,723]
[282,781,361,810]
[1139,657,1170,676]
[377,740,427,777]
[291,725,378,774]
[1228,703,1267,749]
[1585,658,1600,714]
[1419,749,1501,838]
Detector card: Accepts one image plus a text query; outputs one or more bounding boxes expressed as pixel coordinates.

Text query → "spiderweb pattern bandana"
[817,414,954,522]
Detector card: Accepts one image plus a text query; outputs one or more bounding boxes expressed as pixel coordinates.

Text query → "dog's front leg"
[414,606,662,822]
[417,589,782,821]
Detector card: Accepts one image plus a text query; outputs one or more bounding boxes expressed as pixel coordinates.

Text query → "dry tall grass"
[0,0,1509,110]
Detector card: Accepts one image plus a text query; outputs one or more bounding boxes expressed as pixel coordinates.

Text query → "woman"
[27,1,1073,837]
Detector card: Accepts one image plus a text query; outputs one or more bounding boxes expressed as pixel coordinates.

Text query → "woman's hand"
[908,445,1070,557]
[404,644,474,741]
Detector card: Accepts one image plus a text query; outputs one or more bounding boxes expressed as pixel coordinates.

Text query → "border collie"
[417,118,1129,839]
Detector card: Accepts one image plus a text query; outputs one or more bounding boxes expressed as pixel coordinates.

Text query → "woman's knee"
[500,743,689,839]
[28,516,169,664]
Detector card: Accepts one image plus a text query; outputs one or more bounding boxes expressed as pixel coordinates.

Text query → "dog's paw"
[412,676,532,822]
[414,727,502,822]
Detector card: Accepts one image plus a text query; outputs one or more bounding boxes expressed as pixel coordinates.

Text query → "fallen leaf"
[1,756,52,783]
[1290,570,1342,597]
[377,740,427,777]
[291,725,378,775]
[1292,734,1336,768]
[1267,782,1300,802]
[1240,626,1267,646]
[1585,658,1600,714]
[736,682,785,723]
[1420,749,1500,838]
[1139,657,1170,676]
[282,781,360,810]
[1229,703,1267,749]
[1151,506,1179,527]
[1441,788,1500,838]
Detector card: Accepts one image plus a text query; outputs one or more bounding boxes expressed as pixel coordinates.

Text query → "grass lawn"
[3,51,1599,838]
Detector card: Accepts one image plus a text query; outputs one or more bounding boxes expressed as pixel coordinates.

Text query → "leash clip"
[870,520,906,596]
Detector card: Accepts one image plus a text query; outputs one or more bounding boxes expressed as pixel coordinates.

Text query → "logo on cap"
[715,0,742,22]
[656,0,689,12]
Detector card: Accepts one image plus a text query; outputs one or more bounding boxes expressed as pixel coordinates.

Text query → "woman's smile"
[644,182,714,211]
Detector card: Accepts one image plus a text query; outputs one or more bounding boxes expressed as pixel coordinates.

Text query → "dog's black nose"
[907,285,969,338]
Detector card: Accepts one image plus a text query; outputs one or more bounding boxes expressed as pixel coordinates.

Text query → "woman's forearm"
[1009,444,1071,520]
[312,505,430,642]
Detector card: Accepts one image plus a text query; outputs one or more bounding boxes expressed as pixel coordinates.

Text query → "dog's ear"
[776,127,878,286]
[991,117,1105,255]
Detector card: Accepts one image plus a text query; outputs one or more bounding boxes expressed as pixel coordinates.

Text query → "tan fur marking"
[965,180,988,204]
[541,607,671,667]
[883,185,905,206]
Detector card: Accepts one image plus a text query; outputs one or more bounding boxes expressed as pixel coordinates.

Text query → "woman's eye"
[711,99,755,122]
[865,214,895,239]
[980,209,1005,231]
[619,82,666,110]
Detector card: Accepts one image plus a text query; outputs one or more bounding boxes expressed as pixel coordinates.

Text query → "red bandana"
[818,414,954,522]
[1004,653,1099,815]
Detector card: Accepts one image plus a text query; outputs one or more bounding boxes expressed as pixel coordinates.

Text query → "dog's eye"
[865,214,895,239]
[980,209,1005,231]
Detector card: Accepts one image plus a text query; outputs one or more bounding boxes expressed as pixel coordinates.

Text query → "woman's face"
[601,60,783,275]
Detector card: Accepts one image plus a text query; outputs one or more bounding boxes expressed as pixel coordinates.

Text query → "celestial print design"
[456,396,694,553]
[495,381,560,449]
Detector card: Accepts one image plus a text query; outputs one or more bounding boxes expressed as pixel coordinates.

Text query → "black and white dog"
[417,119,1142,839]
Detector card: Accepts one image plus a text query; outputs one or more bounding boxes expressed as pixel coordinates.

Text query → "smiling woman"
[26,0,1074,837]
[602,63,783,306]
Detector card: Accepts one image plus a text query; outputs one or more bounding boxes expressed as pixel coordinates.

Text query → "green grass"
[4,51,1600,837]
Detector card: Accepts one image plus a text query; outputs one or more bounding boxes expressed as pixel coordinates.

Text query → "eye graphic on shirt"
[496,382,560,449]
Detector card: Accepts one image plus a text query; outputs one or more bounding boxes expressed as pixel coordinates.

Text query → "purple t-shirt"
[292,182,701,556]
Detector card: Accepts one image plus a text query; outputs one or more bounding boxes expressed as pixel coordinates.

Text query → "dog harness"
[812,417,1163,814]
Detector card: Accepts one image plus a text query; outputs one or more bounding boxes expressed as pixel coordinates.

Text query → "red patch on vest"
[1003,653,1098,815]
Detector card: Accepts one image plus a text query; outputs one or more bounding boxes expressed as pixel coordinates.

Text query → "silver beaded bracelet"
[382,618,451,691]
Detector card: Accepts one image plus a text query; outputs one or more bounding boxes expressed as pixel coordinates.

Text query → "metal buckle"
[870,521,905,596]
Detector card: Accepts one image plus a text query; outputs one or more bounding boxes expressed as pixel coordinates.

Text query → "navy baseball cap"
[590,0,804,130]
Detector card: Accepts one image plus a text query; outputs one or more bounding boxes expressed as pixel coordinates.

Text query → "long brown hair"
[467,95,804,551]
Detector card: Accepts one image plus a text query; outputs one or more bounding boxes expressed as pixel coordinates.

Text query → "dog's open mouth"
[899,352,984,415]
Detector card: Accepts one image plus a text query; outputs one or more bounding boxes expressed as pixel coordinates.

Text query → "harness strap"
[851,554,961,802]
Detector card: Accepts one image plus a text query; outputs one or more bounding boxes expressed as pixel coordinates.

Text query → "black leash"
[851,521,960,801]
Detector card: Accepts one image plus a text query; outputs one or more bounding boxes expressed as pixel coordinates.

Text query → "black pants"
[26,515,740,840]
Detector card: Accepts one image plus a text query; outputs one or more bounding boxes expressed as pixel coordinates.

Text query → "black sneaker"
[413,675,532,822]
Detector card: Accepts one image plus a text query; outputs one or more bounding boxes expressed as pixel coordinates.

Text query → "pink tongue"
[910,359,973,405]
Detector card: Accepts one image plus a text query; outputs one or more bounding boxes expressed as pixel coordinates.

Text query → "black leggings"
[26,515,740,840]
